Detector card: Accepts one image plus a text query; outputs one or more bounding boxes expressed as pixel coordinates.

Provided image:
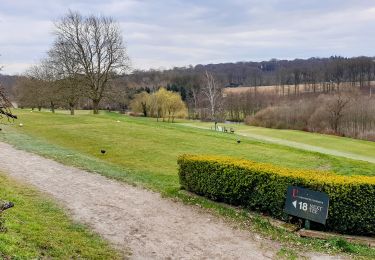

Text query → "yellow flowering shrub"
[178,154,375,235]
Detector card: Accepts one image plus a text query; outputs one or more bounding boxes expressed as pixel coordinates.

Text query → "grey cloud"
[1,0,375,74]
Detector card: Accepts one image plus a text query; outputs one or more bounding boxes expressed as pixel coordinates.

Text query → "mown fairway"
[1,109,375,196]
[0,173,120,259]
[184,121,375,160]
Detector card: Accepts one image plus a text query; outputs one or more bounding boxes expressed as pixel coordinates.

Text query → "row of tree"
[106,56,375,123]
[11,11,375,141]
[12,13,375,121]
[247,92,375,141]
[16,11,130,115]
[118,56,375,94]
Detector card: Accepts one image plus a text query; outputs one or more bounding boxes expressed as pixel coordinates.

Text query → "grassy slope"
[0,173,120,259]
[4,110,375,192]
[1,110,375,258]
[185,121,375,159]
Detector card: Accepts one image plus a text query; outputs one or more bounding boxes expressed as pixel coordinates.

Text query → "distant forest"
[2,55,375,96]
[125,55,375,90]
[3,55,375,141]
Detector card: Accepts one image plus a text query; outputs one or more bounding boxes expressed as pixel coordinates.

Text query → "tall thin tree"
[202,71,223,123]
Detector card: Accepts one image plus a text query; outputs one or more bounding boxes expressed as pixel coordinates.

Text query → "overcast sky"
[1,0,375,75]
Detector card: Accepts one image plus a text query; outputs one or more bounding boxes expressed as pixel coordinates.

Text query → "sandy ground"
[181,123,375,164]
[0,142,279,259]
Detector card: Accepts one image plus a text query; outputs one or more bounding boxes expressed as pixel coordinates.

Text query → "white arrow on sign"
[292,200,297,208]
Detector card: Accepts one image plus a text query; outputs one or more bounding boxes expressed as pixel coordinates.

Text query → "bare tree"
[54,10,130,114]
[0,59,17,121]
[24,61,60,113]
[15,76,44,110]
[326,94,350,134]
[202,71,223,123]
[48,39,85,115]
[0,87,17,121]
[292,68,301,95]
[329,57,345,92]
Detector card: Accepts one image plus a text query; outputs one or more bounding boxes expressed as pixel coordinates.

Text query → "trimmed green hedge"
[178,154,375,235]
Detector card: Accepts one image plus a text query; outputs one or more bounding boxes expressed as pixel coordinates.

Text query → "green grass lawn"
[185,121,375,159]
[0,173,120,259]
[2,109,374,197]
[1,109,375,258]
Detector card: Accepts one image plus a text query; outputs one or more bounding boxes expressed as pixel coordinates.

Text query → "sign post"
[284,186,329,226]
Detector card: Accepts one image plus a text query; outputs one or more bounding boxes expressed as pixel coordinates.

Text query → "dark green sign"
[284,186,329,224]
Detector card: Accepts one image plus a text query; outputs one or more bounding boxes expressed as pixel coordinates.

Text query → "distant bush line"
[246,92,375,141]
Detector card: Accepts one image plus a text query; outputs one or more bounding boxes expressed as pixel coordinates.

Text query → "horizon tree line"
[16,10,130,115]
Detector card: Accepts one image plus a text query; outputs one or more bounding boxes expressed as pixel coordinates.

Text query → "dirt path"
[0,142,279,259]
[181,123,375,164]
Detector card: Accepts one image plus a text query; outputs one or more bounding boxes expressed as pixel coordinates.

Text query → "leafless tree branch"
[54,10,131,114]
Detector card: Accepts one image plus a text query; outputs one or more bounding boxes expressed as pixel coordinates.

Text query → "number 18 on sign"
[284,186,329,225]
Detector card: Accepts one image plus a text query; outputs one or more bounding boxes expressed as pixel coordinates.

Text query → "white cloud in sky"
[1,0,375,74]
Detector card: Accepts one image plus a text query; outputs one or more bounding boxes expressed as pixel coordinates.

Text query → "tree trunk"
[141,102,147,117]
[93,99,100,114]
[69,103,75,115]
[51,101,55,113]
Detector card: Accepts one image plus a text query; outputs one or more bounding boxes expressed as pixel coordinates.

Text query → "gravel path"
[0,142,278,259]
